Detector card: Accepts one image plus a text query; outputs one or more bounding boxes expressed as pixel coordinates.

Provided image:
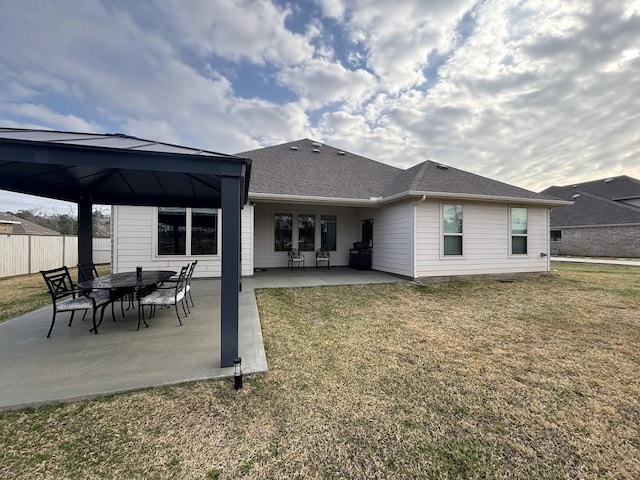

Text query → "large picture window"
[511,207,528,255]
[274,214,292,251]
[158,207,218,256]
[274,213,338,252]
[443,204,463,256]
[320,215,337,251]
[298,214,315,251]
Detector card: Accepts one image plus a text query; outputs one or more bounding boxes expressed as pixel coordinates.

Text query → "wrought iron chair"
[185,259,198,308]
[315,248,330,269]
[287,249,305,270]
[78,262,129,319]
[41,266,111,337]
[137,265,189,330]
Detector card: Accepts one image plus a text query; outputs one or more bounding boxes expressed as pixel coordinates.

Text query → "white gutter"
[249,191,573,207]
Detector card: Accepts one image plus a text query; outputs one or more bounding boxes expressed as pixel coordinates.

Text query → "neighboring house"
[112,139,568,280]
[0,212,61,235]
[541,176,640,257]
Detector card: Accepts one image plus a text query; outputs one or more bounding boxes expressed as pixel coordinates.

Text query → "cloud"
[318,0,346,20]
[277,58,376,108]
[1,103,99,132]
[0,0,639,206]
[154,0,315,66]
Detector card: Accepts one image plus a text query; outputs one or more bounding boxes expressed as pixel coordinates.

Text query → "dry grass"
[0,265,110,323]
[1,262,639,479]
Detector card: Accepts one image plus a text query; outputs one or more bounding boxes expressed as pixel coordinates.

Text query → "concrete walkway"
[551,256,640,266]
[0,268,405,409]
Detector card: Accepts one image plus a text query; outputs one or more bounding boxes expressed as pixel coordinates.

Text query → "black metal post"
[220,175,241,367]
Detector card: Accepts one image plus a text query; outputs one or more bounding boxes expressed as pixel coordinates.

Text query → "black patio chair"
[78,262,125,320]
[137,265,189,330]
[40,266,111,337]
[185,259,198,308]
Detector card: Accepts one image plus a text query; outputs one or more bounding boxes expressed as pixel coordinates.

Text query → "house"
[541,176,640,257]
[112,139,569,280]
[0,212,61,235]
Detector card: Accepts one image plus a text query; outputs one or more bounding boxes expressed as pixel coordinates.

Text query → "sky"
[1,0,639,214]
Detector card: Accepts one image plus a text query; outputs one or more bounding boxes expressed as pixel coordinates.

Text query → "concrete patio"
[0,267,406,409]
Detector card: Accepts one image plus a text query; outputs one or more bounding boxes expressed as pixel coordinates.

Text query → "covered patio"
[0,128,250,368]
[0,268,406,409]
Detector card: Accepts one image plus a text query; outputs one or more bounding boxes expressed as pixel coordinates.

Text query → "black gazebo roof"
[0,128,251,208]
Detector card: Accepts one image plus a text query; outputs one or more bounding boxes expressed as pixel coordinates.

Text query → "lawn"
[1,262,638,479]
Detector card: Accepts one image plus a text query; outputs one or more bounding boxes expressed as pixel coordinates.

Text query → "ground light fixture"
[233,357,243,390]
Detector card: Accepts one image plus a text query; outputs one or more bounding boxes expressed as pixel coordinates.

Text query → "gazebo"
[0,128,251,367]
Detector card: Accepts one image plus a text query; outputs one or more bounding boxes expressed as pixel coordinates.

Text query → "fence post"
[28,235,32,274]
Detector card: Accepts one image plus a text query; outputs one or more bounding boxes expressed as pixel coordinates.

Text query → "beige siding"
[253,203,361,269]
[113,205,253,278]
[415,200,550,277]
[368,200,414,277]
[241,205,254,276]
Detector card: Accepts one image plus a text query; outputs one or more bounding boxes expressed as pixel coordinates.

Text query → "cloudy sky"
[1,0,639,213]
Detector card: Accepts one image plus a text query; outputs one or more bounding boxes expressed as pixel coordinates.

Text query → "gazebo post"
[220,175,241,368]
[77,198,93,277]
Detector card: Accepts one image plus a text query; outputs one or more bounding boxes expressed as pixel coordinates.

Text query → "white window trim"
[440,202,464,258]
[154,207,221,259]
[509,206,528,257]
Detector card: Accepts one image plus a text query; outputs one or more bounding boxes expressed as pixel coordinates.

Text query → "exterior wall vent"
[337,151,346,155]
[290,146,298,151]
[571,193,581,199]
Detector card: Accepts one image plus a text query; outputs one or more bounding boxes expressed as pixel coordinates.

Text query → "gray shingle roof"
[0,212,61,235]
[547,175,640,201]
[541,181,640,226]
[238,139,563,204]
[237,139,400,199]
[408,160,559,200]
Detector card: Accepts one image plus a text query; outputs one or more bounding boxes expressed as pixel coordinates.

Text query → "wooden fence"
[0,235,111,278]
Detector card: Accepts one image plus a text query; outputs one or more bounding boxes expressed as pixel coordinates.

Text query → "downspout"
[412,195,427,279]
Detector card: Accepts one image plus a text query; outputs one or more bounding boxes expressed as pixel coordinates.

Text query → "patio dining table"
[78,270,176,332]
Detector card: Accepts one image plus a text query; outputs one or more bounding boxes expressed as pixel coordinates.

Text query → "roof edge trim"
[248,191,573,207]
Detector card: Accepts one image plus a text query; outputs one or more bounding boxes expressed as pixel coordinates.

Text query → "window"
[158,207,218,256]
[320,215,337,251]
[362,218,373,247]
[191,208,218,254]
[511,207,528,254]
[274,213,339,252]
[550,229,561,241]
[298,214,315,251]
[274,214,292,251]
[443,204,463,255]
[158,207,186,255]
